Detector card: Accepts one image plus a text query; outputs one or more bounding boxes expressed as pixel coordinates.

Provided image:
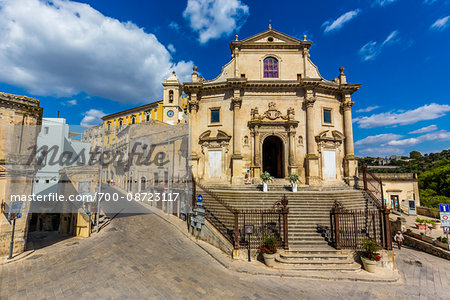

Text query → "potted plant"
[260,171,272,192]
[432,220,441,230]
[289,173,299,192]
[260,233,278,267]
[361,238,381,273]
[415,217,427,230]
[435,236,450,250]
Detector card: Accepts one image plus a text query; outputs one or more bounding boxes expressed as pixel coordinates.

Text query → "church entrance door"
[262,136,284,178]
[323,150,337,178]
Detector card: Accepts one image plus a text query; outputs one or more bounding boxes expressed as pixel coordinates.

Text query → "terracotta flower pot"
[361,257,378,273]
[263,253,277,267]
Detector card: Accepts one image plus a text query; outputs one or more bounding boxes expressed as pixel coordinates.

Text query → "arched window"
[169,90,174,103]
[119,119,123,128]
[131,115,136,124]
[263,57,278,78]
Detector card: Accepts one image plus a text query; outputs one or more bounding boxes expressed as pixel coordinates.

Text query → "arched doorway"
[262,135,284,178]
[140,176,146,192]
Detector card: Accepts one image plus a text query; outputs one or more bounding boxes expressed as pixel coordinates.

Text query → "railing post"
[334,208,341,250]
[362,164,367,191]
[383,208,392,250]
[234,212,239,250]
[283,208,289,250]
[380,177,385,210]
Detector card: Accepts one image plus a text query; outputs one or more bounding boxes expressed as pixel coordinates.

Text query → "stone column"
[288,129,298,175]
[231,95,243,184]
[342,98,354,156]
[342,95,358,187]
[305,89,320,186]
[252,128,261,178]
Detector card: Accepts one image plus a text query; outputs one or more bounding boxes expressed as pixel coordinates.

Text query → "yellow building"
[102,101,164,147]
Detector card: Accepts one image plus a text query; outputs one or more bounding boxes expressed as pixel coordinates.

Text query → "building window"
[107,122,111,131]
[119,119,123,128]
[263,57,278,78]
[131,116,136,124]
[45,179,50,184]
[211,109,220,123]
[146,114,150,122]
[323,109,332,124]
[44,127,49,134]
[169,90,174,103]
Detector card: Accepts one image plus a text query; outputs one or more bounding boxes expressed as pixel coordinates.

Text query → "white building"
[34,118,91,195]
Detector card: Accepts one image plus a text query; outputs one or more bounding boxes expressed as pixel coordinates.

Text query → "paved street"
[1,192,450,299]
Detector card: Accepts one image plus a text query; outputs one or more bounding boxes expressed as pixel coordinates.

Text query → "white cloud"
[167,44,176,53]
[409,124,438,134]
[183,0,249,44]
[354,103,450,128]
[80,109,106,127]
[323,9,361,33]
[355,106,379,113]
[169,21,180,31]
[375,0,398,6]
[430,16,450,31]
[0,0,193,104]
[358,146,404,157]
[359,30,399,61]
[388,130,450,146]
[424,0,439,4]
[68,99,77,106]
[355,133,403,147]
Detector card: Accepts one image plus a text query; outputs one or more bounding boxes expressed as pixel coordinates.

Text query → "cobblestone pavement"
[1,200,449,299]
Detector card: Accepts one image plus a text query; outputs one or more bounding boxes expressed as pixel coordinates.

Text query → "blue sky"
[0,0,449,157]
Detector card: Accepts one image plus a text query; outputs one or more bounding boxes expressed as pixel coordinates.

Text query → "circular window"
[268,37,274,42]
[167,110,174,117]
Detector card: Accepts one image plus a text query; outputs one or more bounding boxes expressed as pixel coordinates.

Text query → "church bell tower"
[162,71,183,125]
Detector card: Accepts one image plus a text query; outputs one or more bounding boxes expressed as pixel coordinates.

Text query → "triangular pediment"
[240,28,302,45]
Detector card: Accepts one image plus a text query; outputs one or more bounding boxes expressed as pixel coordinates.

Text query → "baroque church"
[161,27,360,187]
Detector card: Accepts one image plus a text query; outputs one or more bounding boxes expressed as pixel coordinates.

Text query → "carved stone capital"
[231,97,242,109]
[304,90,316,108]
[342,101,354,111]
[189,100,199,113]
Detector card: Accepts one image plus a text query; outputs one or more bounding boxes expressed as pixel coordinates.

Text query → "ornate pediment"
[250,102,295,121]
[239,28,302,44]
[199,130,231,148]
[315,130,345,147]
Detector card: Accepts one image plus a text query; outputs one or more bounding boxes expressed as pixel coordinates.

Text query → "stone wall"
[416,206,440,219]
[403,235,450,260]
[190,218,234,256]
[0,92,42,257]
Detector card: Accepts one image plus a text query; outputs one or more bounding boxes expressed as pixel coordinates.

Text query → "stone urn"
[263,182,268,192]
[361,257,378,273]
[432,221,440,230]
[263,253,277,267]
[292,182,297,192]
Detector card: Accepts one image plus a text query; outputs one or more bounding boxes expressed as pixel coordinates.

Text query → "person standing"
[394,231,404,250]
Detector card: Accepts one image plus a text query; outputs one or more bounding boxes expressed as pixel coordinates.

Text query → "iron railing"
[330,165,392,250]
[192,177,289,250]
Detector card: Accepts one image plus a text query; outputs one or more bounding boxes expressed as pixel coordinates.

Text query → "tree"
[410,151,423,160]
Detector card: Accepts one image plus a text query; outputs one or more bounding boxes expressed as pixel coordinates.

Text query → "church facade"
[175,28,360,186]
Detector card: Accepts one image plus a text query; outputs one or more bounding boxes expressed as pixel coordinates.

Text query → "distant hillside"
[358,149,450,208]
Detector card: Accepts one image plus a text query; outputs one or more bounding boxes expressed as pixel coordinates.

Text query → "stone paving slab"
[0,196,449,299]
[144,201,400,282]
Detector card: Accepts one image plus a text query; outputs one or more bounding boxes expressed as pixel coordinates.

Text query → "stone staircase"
[200,185,379,271]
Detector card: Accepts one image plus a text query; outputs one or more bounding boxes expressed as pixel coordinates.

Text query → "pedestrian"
[394,231,404,250]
